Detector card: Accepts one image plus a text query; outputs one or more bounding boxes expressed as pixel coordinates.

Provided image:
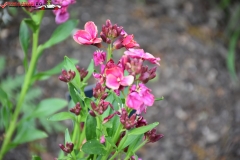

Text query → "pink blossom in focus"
[124,48,160,66]
[113,34,139,49]
[73,21,102,46]
[126,83,154,114]
[105,66,134,90]
[93,50,106,66]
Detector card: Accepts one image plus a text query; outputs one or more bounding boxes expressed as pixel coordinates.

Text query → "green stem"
[102,124,123,160]
[0,28,40,159]
[107,43,112,61]
[72,116,81,147]
[124,140,147,160]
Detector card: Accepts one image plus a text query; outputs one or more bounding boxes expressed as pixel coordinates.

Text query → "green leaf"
[85,114,97,141]
[42,20,78,49]
[82,139,107,155]
[19,20,30,71]
[155,96,164,101]
[105,136,117,149]
[64,56,81,89]
[227,29,240,81]
[13,126,47,144]
[1,106,11,130]
[68,83,81,104]
[31,98,67,118]
[118,134,138,150]
[32,155,42,160]
[23,18,38,32]
[32,58,78,81]
[129,122,159,135]
[82,59,94,83]
[106,114,120,137]
[65,128,72,144]
[48,112,75,121]
[127,134,144,156]
[0,87,11,107]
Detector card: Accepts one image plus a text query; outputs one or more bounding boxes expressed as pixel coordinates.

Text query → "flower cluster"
[57,19,163,159]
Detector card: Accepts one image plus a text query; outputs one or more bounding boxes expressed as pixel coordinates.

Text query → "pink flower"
[52,0,76,6]
[73,21,102,46]
[124,49,160,66]
[126,83,154,114]
[122,35,140,49]
[93,50,106,66]
[105,66,134,90]
[53,6,69,24]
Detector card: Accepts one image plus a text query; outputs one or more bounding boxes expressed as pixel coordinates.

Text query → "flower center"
[117,77,121,82]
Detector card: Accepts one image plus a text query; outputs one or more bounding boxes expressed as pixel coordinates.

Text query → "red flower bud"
[59,69,76,83]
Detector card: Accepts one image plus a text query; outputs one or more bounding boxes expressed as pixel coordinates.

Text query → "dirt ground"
[1,0,240,160]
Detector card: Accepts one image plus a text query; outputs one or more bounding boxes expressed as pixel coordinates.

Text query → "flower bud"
[89,110,96,117]
[59,142,74,153]
[76,66,88,81]
[70,102,82,116]
[59,69,76,83]
[93,50,106,66]
[145,128,164,143]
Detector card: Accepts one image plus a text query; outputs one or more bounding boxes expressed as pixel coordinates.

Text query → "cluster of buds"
[145,128,164,143]
[100,19,123,44]
[139,66,157,83]
[93,83,108,100]
[69,102,81,116]
[58,69,75,83]
[59,142,74,153]
[76,66,88,81]
[90,100,112,116]
[120,108,137,130]
[125,58,143,76]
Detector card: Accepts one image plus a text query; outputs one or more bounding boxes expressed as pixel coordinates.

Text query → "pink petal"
[120,75,134,86]
[126,92,144,113]
[106,67,123,79]
[106,74,120,90]
[73,30,92,44]
[85,21,98,39]
[142,91,154,106]
[93,38,102,44]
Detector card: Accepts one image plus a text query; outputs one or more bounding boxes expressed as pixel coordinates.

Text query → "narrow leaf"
[65,128,72,144]
[42,20,78,49]
[31,98,67,118]
[48,112,75,121]
[129,122,159,135]
[19,20,30,71]
[85,114,97,141]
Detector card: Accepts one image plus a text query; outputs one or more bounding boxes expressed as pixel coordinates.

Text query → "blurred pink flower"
[105,66,134,90]
[126,83,154,114]
[124,49,160,66]
[53,6,69,24]
[73,21,102,46]
[52,0,76,6]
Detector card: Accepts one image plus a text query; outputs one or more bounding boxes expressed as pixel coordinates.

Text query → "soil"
[1,0,240,160]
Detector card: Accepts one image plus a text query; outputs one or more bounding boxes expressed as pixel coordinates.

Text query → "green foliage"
[218,1,240,80]
[19,20,30,71]
[42,20,79,49]
[82,140,107,155]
